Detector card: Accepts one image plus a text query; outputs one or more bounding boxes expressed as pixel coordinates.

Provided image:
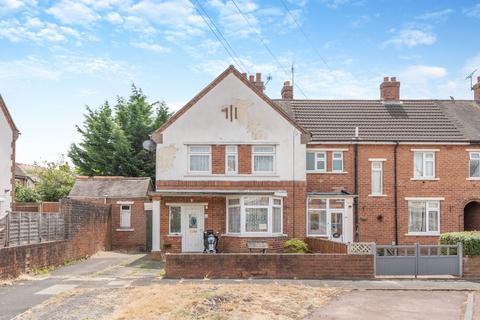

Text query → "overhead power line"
[189,0,248,73]
[278,0,331,71]
[229,0,309,99]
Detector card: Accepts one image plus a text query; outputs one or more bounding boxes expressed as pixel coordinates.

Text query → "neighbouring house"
[147,66,480,253]
[15,163,39,188]
[0,96,19,219]
[68,176,153,251]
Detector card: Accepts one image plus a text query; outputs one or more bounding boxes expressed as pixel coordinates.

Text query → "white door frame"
[327,209,344,243]
[180,205,205,252]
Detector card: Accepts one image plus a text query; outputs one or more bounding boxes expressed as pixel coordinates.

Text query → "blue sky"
[1,0,479,164]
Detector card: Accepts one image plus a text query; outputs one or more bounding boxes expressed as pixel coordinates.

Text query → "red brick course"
[165,253,374,279]
[306,237,348,254]
[463,256,480,278]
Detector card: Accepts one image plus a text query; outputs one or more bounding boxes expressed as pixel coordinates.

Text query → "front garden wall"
[165,253,374,279]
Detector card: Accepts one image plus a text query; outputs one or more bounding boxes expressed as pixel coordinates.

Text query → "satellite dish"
[142,139,156,152]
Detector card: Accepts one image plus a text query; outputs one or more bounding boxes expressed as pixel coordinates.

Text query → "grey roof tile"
[69,176,152,199]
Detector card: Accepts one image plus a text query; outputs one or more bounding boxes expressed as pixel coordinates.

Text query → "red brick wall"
[306,237,348,254]
[109,199,148,251]
[238,145,252,174]
[306,144,480,245]
[0,199,111,279]
[165,253,374,279]
[221,236,287,253]
[463,256,480,278]
[212,145,226,174]
[156,181,306,253]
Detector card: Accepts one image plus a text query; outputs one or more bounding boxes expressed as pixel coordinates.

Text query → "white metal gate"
[376,243,462,276]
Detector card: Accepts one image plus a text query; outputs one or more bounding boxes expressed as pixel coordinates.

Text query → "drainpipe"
[292,129,296,238]
[394,142,399,245]
[354,142,359,242]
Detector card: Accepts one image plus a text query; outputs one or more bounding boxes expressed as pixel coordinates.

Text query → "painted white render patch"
[36,284,78,295]
[0,106,13,218]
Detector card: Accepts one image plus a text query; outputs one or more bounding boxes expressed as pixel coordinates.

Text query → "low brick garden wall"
[165,253,374,279]
[463,256,480,278]
[0,199,111,279]
[305,237,348,254]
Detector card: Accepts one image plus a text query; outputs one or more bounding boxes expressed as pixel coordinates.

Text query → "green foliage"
[440,232,480,256]
[34,160,76,202]
[15,184,41,202]
[284,238,309,253]
[69,84,172,179]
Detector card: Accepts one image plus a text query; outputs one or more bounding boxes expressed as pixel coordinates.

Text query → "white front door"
[328,210,344,243]
[181,206,205,252]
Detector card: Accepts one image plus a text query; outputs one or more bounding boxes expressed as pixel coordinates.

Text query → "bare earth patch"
[15,283,343,320]
[110,283,343,320]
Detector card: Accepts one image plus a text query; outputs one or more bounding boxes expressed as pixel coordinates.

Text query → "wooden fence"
[1,211,65,247]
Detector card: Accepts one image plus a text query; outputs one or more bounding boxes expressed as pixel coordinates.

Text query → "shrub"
[440,232,480,256]
[15,184,41,203]
[284,239,309,253]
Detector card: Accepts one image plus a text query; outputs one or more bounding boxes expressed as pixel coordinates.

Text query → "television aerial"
[466,69,478,90]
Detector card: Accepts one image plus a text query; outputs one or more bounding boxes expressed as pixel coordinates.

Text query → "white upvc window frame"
[413,151,436,179]
[187,145,211,174]
[332,151,344,173]
[306,198,328,237]
[119,204,132,229]
[252,145,276,174]
[407,200,440,235]
[371,161,383,196]
[168,206,182,235]
[225,145,238,175]
[307,151,327,172]
[469,152,480,178]
[226,195,283,236]
[306,197,346,238]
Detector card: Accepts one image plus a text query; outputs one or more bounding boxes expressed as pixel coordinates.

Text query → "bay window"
[252,146,275,173]
[226,196,283,235]
[470,152,480,178]
[408,200,440,234]
[413,152,435,179]
[188,145,211,173]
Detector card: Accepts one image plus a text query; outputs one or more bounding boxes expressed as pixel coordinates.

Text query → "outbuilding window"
[226,196,283,235]
[120,205,131,228]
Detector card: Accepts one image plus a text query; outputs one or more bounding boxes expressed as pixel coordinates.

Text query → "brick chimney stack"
[380,76,400,101]
[473,76,480,100]
[253,73,264,92]
[281,81,293,100]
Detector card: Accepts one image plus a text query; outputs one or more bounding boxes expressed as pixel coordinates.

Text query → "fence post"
[373,243,377,277]
[458,242,463,277]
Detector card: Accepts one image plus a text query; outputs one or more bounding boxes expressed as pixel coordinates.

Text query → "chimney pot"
[241,72,247,78]
[256,73,261,81]
[249,75,254,82]
[477,76,480,83]
[380,76,400,101]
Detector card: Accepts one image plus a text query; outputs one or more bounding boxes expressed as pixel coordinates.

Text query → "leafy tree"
[15,184,41,202]
[69,85,171,178]
[35,160,76,202]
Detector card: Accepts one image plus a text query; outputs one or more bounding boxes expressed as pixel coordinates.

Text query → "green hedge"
[284,239,309,253]
[439,232,480,256]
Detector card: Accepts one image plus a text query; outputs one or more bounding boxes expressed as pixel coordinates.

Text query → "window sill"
[368,194,387,197]
[167,234,182,237]
[307,171,348,174]
[410,178,439,181]
[405,232,440,237]
[306,235,328,238]
[222,233,287,238]
[467,177,480,181]
[116,228,134,232]
[184,174,280,178]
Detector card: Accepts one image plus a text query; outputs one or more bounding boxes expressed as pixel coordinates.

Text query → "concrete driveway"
[1,251,478,319]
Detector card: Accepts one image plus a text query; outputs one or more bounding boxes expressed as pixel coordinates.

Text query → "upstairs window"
[306,151,326,172]
[188,145,211,173]
[413,152,435,179]
[252,146,275,173]
[470,152,480,178]
[226,146,238,175]
[371,161,383,195]
[332,152,344,172]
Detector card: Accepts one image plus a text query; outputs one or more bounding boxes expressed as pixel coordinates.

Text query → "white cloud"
[319,0,365,9]
[401,65,447,82]
[0,18,82,43]
[0,57,61,80]
[0,0,24,14]
[46,0,100,25]
[417,9,453,22]
[383,27,436,48]
[207,0,260,37]
[105,12,124,24]
[463,3,480,18]
[132,42,170,54]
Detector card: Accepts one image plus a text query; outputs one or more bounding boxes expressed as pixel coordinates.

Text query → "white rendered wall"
[0,109,13,218]
[156,73,306,182]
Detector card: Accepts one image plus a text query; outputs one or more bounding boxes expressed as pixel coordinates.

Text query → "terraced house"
[148,66,480,253]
